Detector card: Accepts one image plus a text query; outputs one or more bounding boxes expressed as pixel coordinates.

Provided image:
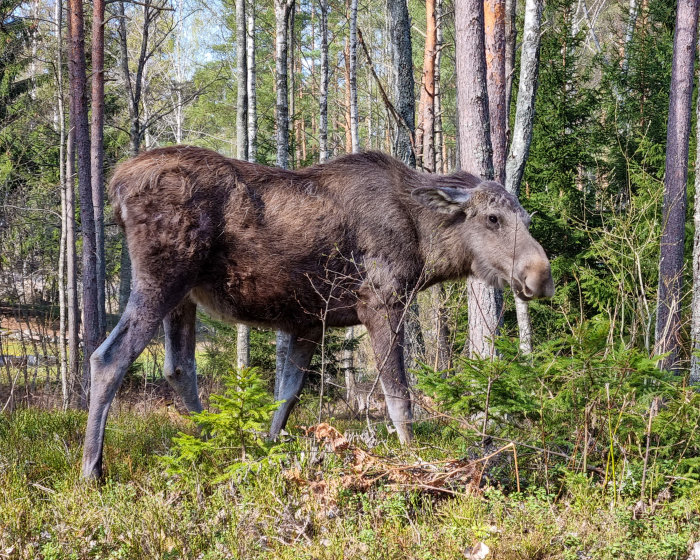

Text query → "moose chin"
[81,146,553,479]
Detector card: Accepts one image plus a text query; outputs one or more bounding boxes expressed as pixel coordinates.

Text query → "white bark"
[55,0,68,408]
[504,0,543,355]
[505,0,543,197]
[349,0,359,152]
[236,0,248,161]
[319,0,329,162]
[246,3,257,160]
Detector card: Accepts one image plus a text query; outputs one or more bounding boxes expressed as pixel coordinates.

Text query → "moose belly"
[188,279,360,333]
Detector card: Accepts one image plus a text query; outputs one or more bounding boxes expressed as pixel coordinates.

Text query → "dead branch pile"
[283,423,497,506]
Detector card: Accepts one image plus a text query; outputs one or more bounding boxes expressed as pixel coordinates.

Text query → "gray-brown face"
[413,180,554,300]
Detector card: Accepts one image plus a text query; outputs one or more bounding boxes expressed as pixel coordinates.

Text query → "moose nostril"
[175,367,182,376]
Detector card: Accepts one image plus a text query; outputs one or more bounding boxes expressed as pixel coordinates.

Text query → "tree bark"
[319,0,329,162]
[505,0,543,197]
[235,0,250,369]
[55,0,69,408]
[236,0,248,161]
[349,0,359,152]
[503,0,543,355]
[91,0,106,339]
[418,0,437,172]
[68,0,99,407]
[275,0,295,380]
[690,38,700,383]
[456,0,498,359]
[247,2,257,160]
[504,0,517,138]
[387,0,415,167]
[485,0,507,185]
[275,0,294,169]
[434,0,445,173]
[655,0,699,372]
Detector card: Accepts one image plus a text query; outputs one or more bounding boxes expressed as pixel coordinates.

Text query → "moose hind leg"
[269,330,320,438]
[82,291,179,480]
[163,296,202,414]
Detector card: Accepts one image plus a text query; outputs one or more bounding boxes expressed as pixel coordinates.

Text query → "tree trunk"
[236,0,248,161]
[505,0,543,197]
[275,0,295,380]
[418,0,437,172]
[91,0,106,339]
[387,0,415,167]
[247,2,257,160]
[235,0,250,369]
[55,0,69,408]
[349,0,359,152]
[68,0,99,407]
[66,127,80,406]
[319,0,329,162]
[485,0,507,185]
[504,0,544,355]
[504,0,517,138]
[655,0,699,372]
[275,0,294,170]
[434,0,445,173]
[456,0,498,359]
[690,40,700,383]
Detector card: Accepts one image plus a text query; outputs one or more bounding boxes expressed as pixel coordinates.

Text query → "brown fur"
[109,146,550,333]
[82,146,553,478]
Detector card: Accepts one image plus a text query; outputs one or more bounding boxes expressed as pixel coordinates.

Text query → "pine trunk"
[655,0,699,372]
[456,0,498,359]
[91,0,106,339]
[68,0,99,407]
[387,0,415,167]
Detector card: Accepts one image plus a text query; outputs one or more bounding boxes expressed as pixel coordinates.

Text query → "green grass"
[0,408,699,559]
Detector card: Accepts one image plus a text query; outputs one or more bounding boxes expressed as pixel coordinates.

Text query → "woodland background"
[3,0,700,558]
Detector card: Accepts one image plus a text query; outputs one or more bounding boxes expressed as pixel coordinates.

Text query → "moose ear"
[412,187,473,214]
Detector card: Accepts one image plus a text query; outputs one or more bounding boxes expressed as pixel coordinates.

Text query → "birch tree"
[655,0,699,372]
[504,0,544,354]
[274,0,295,389]
[318,0,329,163]
[236,0,250,369]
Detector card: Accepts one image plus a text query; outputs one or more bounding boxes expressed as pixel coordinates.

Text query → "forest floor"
[1,398,699,560]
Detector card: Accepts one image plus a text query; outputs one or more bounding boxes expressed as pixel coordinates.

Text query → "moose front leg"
[163,296,202,414]
[360,304,413,444]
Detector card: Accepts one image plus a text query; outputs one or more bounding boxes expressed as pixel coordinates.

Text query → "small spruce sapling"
[163,367,284,484]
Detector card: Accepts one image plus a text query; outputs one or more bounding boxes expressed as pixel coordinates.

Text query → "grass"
[1,407,699,559]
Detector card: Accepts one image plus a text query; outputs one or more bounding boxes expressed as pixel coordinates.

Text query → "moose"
[81,146,553,479]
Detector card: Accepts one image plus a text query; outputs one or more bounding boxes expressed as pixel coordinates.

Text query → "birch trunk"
[319,0,329,162]
[349,0,359,152]
[504,0,544,355]
[247,2,257,160]
[275,0,295,381]
[655,0,699,372]
[434,0,445,173]
[55,0,69,408]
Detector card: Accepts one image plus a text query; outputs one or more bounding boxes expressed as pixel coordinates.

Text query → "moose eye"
[488,215,499,224]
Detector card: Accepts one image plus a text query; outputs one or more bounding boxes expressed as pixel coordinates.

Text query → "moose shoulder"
[81,146,553,479]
